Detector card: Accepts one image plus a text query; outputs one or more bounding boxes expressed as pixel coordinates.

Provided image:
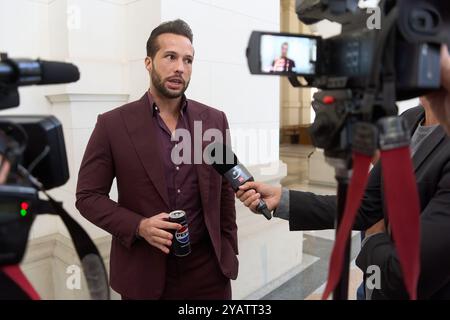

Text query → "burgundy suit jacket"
[75,93,238,299]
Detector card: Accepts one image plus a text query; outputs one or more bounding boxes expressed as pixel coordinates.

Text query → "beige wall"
[279,0,312,127]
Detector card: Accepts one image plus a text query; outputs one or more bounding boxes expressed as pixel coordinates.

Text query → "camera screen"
[260,34,317,75]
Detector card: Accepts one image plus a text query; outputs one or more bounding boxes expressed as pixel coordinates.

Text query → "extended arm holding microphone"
[236,181,282,217]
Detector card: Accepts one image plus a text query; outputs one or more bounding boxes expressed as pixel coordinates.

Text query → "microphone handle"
[256,198,272,220]
[245,176,272,220]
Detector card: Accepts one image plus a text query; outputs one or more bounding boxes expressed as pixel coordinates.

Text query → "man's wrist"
[273,187,290,221]
[136,219,145,240]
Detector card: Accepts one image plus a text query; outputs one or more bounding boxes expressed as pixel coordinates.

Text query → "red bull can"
[168,210,191,257]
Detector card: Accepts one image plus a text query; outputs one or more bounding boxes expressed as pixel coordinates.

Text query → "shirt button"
[176,166,180,171]
[177,189,181,194]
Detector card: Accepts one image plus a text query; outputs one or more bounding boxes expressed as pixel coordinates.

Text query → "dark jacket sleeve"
[220,111,238,255]
[288,162,384,231]
[75,114,143,249]
[356,160,450,299]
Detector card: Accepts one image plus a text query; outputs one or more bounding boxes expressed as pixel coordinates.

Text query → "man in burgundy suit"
[75,19,238,300]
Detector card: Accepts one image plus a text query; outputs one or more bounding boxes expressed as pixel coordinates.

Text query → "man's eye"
[167,55,176,60]
[185,58,193,64]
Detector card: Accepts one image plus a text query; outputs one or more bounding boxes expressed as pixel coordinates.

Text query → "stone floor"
[260,144,364,300]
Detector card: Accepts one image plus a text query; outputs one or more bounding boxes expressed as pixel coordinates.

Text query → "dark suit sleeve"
[76,114,143,249]
[220,111,238,255]
[289,162,384,231]
[356,160,450,299]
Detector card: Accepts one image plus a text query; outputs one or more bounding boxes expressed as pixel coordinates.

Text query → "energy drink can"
[168,210,191,257]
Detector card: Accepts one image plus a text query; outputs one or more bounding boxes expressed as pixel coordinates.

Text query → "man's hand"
[365,219,386,237]
[423,45,450,134]
[235,181,282,213]
[0,156,10,184]
[272,58,286,72]
[138,212,182,254]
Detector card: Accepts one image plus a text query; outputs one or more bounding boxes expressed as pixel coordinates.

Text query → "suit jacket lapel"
[121,94,170,209]
[187,101,212,211]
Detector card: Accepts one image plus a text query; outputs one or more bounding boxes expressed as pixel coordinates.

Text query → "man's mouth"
[166,77,184,89]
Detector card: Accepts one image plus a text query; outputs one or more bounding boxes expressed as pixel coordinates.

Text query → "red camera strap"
[322,147,420,300]
[379,147,420,300]
[322,152,372,300]
[1,265,40,300]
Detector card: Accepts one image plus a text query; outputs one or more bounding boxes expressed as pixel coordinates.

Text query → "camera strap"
[322,123,421,300]
[1,193,110,300]
[0,265,40,300]
[379,145,421,299]
[44,193,110,300]
[322,150,373,300]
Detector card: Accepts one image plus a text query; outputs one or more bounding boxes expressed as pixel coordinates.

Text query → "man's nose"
[175,58,185,74]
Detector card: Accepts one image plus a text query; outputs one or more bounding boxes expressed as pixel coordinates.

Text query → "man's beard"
[151,66,190,99]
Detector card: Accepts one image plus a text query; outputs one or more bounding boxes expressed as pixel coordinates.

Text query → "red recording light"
[21,202,29,210]
[323,96,335,105]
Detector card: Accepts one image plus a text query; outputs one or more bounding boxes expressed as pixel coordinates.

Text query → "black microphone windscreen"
[39,60,80,85]
[205,142,239,175]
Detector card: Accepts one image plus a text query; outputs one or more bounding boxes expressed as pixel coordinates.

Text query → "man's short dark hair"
[146,19,193,58]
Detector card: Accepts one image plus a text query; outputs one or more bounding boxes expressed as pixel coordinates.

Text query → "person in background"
[424,45,450,136]
[271,42,296,72]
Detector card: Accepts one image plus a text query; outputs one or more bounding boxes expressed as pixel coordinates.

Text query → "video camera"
[247,0,450,160]
[246,0,450,300]
[0,53,109,299]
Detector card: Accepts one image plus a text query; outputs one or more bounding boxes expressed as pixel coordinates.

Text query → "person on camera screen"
[271,42,296,72]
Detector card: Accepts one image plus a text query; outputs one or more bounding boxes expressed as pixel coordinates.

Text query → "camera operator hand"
[0,156,11,184]
[423,45,450,135]
[236,181,282,213]
[137,213,182,254]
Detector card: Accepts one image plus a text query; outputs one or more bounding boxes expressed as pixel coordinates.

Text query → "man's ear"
[145,56,152,72]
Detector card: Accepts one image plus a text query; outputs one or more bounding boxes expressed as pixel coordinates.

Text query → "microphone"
[206,142,272,220]
[0,54,80,86]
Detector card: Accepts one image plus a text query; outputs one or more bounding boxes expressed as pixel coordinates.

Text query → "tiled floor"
[261,144,364,300]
